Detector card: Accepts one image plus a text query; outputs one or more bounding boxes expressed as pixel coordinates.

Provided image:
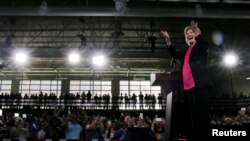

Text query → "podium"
[151,72,182,141]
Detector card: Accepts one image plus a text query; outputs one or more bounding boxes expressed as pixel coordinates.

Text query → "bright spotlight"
[92,55,107,67]
[14,51,29,65]
[68,52,80,64]
[223,53,238,67]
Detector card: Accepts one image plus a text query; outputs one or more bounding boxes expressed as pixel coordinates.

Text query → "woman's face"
[185,28,196,46]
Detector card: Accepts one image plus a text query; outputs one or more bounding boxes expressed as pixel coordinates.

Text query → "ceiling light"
[92,54,107,67]
[14,50,29,66]
[68,52,80,65]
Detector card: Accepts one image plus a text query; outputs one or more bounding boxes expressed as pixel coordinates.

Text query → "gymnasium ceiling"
[0,0,250,79]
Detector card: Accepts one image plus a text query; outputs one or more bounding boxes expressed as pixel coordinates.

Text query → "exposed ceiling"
[0,0,250,78]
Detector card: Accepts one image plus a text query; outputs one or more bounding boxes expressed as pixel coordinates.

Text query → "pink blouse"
[182,46,195,90]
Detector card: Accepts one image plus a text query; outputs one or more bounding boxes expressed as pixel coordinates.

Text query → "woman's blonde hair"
[183,25,201,45]
[184,26,194,35]
[184,25,201,35]
[184,26,193,45]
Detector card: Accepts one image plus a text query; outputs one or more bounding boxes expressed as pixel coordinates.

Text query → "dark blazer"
[167,35,212,89]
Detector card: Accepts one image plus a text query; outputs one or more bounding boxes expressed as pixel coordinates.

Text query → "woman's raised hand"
[160,30,170,39]
[190,20,201,36]
[160,30,172,46]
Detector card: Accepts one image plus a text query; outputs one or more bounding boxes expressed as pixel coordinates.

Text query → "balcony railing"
[0,98,249,110]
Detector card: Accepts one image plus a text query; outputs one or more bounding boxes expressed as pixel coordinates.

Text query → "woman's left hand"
[190,20,201,36]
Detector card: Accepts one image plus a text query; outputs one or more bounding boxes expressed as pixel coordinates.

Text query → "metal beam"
[0,6,250,19]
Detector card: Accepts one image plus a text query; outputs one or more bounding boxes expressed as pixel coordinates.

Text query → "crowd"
[210,106,250,125]
[0,91,165,110]
[0,91,249,141]
[1,90,250,111]
[0,106,166,141]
